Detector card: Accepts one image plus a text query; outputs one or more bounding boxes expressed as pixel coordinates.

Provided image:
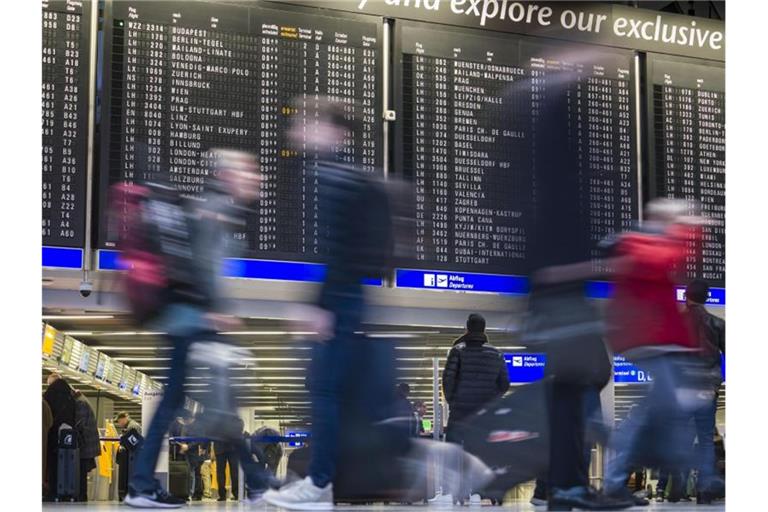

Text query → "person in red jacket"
[603,198,711,505]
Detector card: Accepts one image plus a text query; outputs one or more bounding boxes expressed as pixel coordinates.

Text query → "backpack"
[109,182,203,325]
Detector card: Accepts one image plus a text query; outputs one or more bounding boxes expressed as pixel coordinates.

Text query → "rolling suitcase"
[456,378,552,502]
[168,459,190,500]
[56,426,80,502]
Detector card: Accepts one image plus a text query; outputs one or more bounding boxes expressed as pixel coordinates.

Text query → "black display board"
[98,0,382,261]
[42,0,92,248]
[394,21,638,275]
[646,54,725,288]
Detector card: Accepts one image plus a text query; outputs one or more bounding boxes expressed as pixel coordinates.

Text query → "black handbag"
[521,280,612,388]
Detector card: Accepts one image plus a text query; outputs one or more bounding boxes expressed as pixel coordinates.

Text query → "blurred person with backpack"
[117,149,267,508]
[603,198,711,505]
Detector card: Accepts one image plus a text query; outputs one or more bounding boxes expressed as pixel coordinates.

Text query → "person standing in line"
[115,411,142,436]
[72,390,102,502]
[124,149,267,508]
[684,278,726,504]
[214,417,244,501]
[43,373,76,502]
[263,97,394,510]
[43,399,53,498]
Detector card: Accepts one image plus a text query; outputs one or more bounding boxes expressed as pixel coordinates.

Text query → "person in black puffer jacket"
[443,314,509,433]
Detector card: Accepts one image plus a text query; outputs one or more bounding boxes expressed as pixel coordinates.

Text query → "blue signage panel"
[675,286,726,306]
[286,431,310,447]
[613,355,654,383]
[396,269,528,294]
[586,280,725,306]
[42,247,83,269]
[504,353,546,383]
[97,251,381,285]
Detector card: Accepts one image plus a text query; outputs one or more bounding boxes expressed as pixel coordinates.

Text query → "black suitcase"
[168,459,190,500]
[456,378,551,502]
[56,427,80,502]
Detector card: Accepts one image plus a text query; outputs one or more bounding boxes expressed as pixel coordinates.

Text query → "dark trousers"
[549,383,589,490]
[692,396,718,491]
[188,456,203,499]
[307,333,394,488]
[129,306,269,495]
[216,451,240,499]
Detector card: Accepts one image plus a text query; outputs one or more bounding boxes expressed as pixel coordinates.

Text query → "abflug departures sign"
[279,0,724,61]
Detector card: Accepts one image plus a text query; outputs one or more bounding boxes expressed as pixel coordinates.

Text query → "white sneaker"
[428,492,454,505]
[530,496,547,507]
[469,494,482,506]
[263,476,333,510]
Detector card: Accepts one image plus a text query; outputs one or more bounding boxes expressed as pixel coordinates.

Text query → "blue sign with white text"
[504,353,546,383]
[613,355,653,383]
[396,269,528,294]
[585,281,725,306]
[286,431,310,447]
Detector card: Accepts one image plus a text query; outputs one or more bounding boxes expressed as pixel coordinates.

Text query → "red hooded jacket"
[605,225,700,355]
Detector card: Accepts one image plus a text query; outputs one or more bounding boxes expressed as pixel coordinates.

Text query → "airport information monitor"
[99,0,382,263]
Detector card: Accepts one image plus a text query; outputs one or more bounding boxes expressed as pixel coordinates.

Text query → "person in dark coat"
[43,374,77,501]
[263,97,395,510]
[684,279,726,503]
[442,313,509,430]
[43,400,53,497]
[73,390,101,501]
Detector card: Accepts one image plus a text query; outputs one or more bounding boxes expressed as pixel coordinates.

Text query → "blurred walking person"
[684,279,726,503]
[522,263,631,510]
[603,198,710,504]
[263,97,394,510]
[120,149,267,508]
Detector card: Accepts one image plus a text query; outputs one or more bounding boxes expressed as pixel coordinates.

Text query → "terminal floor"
[41,501,725,511]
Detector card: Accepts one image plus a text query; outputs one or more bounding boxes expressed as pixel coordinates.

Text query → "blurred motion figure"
[120,149,268,509]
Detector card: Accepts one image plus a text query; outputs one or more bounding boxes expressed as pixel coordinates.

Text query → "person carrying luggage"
[263,97,395,510]
[120,149,267,509]
[43,373,76,502]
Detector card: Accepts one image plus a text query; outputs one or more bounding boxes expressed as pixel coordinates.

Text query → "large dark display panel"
[647,55,725,288]
[42,0,92,248]
[396,22,638,275]
[99,0,382,261]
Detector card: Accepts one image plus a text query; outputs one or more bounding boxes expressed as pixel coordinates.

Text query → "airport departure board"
[397,22,638,275]
[648,55,725,288]
[42,0,92,248]
[99,0,382,260]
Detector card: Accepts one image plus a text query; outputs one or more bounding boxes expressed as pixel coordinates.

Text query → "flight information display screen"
[42,0,92,248]
[648,55,725,288]
[99,0,382,261]
[396,22,638,276]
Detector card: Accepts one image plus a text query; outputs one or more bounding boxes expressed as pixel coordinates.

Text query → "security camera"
[79,281,93,298]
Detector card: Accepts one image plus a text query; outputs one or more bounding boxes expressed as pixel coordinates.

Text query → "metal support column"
[82,0,99,281]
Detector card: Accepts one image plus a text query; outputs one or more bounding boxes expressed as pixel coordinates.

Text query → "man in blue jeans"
[125,150,265,509]
[263,97,393,510]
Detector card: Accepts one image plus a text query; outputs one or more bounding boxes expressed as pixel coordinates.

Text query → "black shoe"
[655,490,665,502]
[191,494,202,501]
[217,496,226,501]
[549,486,633,511]
[697,491,714,505]
[606,488,650,507]
[124,488,186,509]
